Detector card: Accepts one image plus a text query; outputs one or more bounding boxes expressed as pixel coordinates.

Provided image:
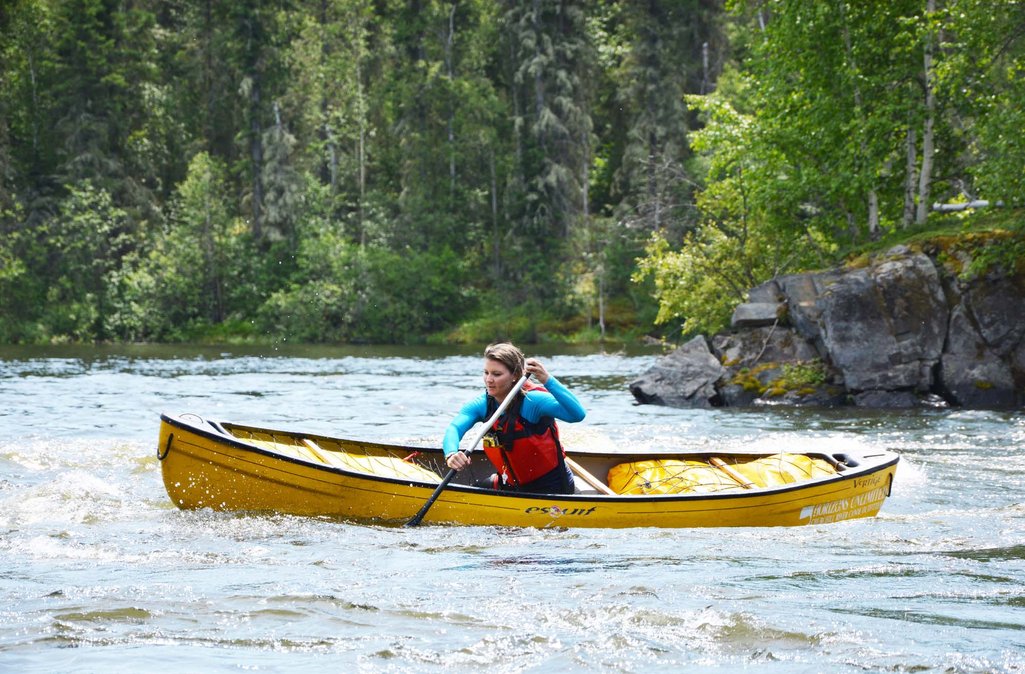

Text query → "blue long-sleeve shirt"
[443,376,585,456]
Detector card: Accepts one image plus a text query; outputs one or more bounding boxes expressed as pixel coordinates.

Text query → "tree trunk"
[445,3,457,198]
[319,0,337,192]
[203,0,216,155]
[649,134,662,232]
[204,186,224,323]
[532,0,546,153]
[701,41,710,95]
[491,148,500,282]
[903,124,917,227]
[27,50,40,156]
[249,73,264,239]
[356,60,367,247]
[867,190,879,238]
[916,0,936,225]
[581,127,603,340]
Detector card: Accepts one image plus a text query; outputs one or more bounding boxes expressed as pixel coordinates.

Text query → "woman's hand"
[524,358,550,385]
[446,450,470,471]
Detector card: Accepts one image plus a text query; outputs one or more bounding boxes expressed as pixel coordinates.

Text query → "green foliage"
[932,225,1025,280]
[436,291,646,345]
[635,91,818,338]
[936,1,1025,201]
[779,360,829,389]
[257,217,475,343]
[0,229,31,342]
[736,1,929,240]
[639,0,1025,340]
[435,310,537,346]
[966,236,1025,279]
[731,359,828,397]
[1,1,1024,345]
[40,181,131,340]
[634,229,746,337]
[109,152,254,341]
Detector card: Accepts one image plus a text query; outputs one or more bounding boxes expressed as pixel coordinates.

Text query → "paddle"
[405,371,530,527]
[709,456,755,489]
[564,456,616,495]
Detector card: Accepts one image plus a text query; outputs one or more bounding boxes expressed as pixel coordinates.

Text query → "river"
[1,344,1023,673]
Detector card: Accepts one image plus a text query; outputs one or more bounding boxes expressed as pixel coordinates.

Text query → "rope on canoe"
[607,453,838,495]
[157,433,173,460]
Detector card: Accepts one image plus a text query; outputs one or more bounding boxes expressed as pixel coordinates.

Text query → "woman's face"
[483,358,516,400]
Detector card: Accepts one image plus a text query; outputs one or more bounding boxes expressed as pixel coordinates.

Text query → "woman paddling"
[443,343,585,494]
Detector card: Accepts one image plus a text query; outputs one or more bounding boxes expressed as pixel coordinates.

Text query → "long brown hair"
[483,342,525,380]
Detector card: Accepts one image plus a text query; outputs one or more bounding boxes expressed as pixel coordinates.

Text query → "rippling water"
[1,344,1023,673]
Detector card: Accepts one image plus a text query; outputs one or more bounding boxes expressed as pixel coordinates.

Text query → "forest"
[0,0,1023,345]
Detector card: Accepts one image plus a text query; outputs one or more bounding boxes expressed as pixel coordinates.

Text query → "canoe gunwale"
[158,412,899,506]
[160,412,444,492]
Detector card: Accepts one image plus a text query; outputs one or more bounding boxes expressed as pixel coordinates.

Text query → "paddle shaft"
[405,372,530,527]
[709,456,755,489]
[564,456,616,496]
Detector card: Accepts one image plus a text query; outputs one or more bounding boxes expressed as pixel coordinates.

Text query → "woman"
[443,343,585,494]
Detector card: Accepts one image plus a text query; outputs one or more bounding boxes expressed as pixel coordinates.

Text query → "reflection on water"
[1,344,1024,673]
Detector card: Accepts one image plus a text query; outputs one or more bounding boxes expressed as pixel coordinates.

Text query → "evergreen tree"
[2,0,1021,344]
[614,0,717,239]
[500,0,592,312]
[281,0,374,242]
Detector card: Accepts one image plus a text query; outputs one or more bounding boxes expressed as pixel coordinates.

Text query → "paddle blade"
[404,467,458,527]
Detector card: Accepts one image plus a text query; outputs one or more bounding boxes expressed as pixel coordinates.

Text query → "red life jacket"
[482,381,566,488]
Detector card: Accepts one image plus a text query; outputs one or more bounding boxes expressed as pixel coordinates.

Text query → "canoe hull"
[158,413,899,528]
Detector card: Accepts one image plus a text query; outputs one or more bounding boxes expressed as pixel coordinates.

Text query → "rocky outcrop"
[629,335,725,408]
[630,245,1025,409]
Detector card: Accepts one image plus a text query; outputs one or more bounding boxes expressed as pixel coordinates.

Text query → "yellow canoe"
[157,412,899,528]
